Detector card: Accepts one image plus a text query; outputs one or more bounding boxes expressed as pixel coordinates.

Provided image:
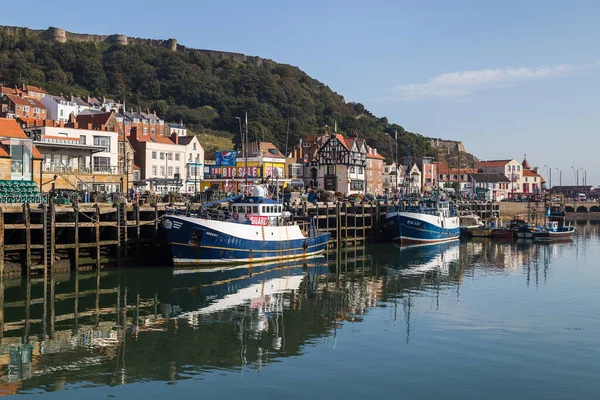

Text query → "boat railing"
[165,205,299,226]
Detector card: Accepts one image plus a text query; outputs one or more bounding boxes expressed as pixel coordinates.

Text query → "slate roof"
[469,173,511,183]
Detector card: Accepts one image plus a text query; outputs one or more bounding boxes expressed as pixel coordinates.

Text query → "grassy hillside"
[0,29,435,160]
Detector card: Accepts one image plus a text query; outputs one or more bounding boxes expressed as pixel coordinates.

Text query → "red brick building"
[366,145,385,194]
[0,93,47,119]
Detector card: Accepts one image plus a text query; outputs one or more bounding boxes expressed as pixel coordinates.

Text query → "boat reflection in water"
[169,256,331,325]
[384,241,461,276]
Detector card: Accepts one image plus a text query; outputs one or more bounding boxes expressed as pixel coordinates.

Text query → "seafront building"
[0,118,43,185]
[22,119,125,192]
[129,127,204,194]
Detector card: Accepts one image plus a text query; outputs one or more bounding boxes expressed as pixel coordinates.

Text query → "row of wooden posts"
[0,201,166,277]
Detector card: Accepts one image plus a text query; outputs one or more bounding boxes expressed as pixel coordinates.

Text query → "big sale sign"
[221,166,260,178]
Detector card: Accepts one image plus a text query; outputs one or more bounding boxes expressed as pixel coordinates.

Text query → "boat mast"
[245,112,249,188]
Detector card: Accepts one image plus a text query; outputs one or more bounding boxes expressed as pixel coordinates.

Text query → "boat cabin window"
[253,206,258,213]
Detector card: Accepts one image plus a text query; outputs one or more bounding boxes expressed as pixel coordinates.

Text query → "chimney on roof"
[146,108,150,114]
[87,95,91,104]
[59,121,64,128]
[22,83,26,91]
[59,92,63,98]
[102,96,106,104]
[70,93,74,101]
[87,123,92,130]
[153,110,156,116]
[171,132,178,145]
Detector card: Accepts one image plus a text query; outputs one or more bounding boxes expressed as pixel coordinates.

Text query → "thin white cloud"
[393,63,599,100]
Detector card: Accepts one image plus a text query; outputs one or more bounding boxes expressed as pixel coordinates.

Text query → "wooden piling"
[74,206,79,270]
[153,203,159,259]
[362,203,366,246]
[0,208,4,277]
[122,203,128,258]
[134,203,141,263]
[95,204,101,270]
[0,276,3,340]
[24,203,32,273]
[116,203,122,267]
[49,202,56,271]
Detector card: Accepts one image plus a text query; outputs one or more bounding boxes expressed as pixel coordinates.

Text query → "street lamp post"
[544,165,551,191]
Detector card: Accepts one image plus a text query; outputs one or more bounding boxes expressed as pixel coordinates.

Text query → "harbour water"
[1,221,600,399]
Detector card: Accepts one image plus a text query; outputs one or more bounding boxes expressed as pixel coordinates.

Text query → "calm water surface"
[1,221,600,399]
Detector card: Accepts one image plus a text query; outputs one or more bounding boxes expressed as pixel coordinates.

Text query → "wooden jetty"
[0,199,500,276]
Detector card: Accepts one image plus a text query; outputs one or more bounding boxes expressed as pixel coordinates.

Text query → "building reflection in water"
[0,229,585,396]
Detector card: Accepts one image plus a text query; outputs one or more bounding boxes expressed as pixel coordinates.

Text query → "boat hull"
[492,229,514,239]
[516,226,535,239]
[471,228,493,238]
[533,227,576,241]
[162,215,330,265]
[385,211,460,245]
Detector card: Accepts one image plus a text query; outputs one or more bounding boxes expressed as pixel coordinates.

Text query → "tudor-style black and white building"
[306,133,368,194]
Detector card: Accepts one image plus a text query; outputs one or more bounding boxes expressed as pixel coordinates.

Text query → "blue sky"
[5,0,600,185]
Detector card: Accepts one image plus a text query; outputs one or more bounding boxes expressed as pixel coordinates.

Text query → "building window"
[175,153,180,161]
[160,166,165,176]
[92,156,110,172]
[151,128,155,134]
[175,166,180,175]
[160,152,164,160]
[152,166,157,176]
[193,143,197,150]
[350,180,364,190]
[327,165,335,175]
[359,167,364,174]
[80,135,86,145]
[152,151,157,159]
[168,166,173,176]
[168,152,173,161]
[93,136,110,152]
[350,166,355,173]
[188,153,192,161]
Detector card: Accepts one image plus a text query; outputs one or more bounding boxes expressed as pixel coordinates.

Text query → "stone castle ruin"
[0,25,264,66]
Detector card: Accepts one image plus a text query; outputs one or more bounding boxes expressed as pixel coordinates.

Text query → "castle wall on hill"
[431,139,467,154]
[0,25,264,66]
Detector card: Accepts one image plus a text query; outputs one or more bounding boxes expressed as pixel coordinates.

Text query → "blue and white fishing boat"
[162,185,330,265]
[384,199,460,245]
[383,145,459,245]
